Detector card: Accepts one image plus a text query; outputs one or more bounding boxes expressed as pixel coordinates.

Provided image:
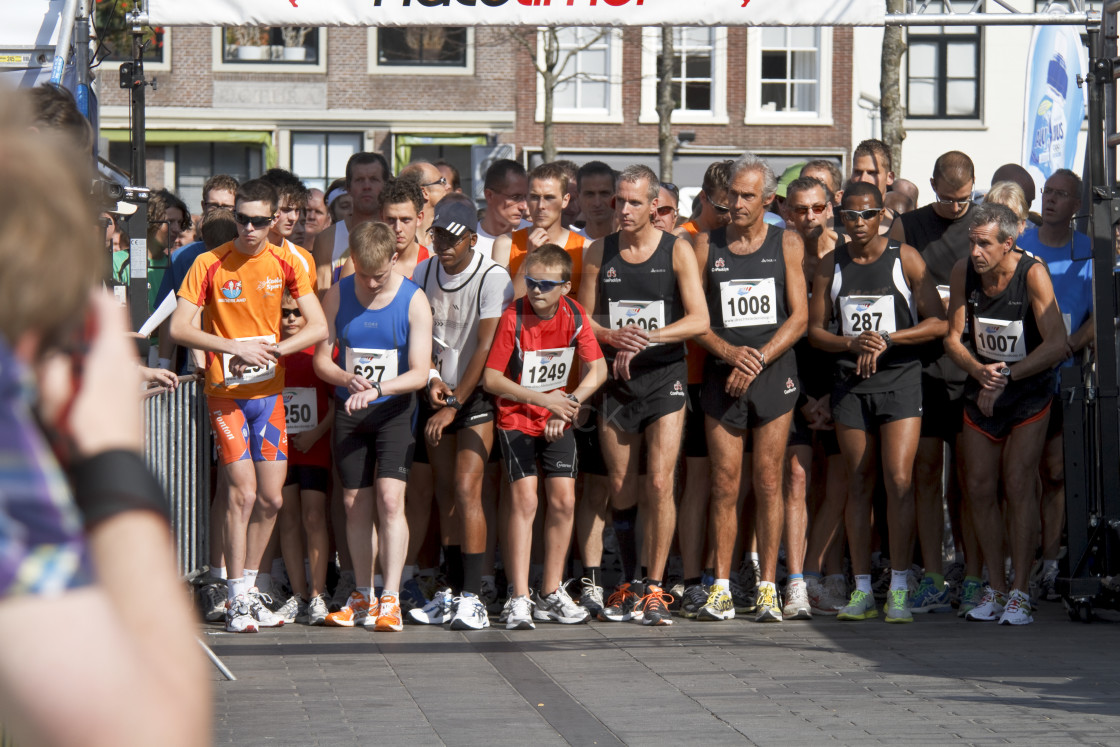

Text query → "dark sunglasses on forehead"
[525,276,567,293]
[234,211,274,228]
[838,208,881,222]
[655,205,677,216]
[281,308,302,319]
[661,181,680,199]
[791,203,828,216]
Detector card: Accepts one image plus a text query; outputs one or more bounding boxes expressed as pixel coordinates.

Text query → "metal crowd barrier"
[142,375,211,576]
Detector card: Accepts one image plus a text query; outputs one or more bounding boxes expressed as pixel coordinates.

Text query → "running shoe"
[753,583,783,623]
[578,577,606,617]
[637,584,674,626]
[247,588,285,627]
[598,582,641,622]
[325,591,373,627]
[330,570,357,612]
[400,577,428,612]
[1029,561,1060,603]
[957,577,984,618]
[497,595,513,624]
[998,589,1034,626]
[532,586,589,624]
[667,580,686,608]
[480,577,499,610]
[225,594,259,633]
[375,594,404,632]
[450,592,490,630]
[409,587,455,625]
[911,577,952,614]
[697,586,735,621]
[730,575,758,614]
[944,561,965,607]
[837,589,878,621]
[307,594,329,626]
[809,575,846,616]
[505,595,536,630]
[883,588,913,623]
[965,587,1007,622]
[201,580,228,623]
[276,595,309,625]
[782,581,812,620]
[679,583,710,619]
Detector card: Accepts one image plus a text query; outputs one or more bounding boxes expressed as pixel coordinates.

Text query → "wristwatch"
[445,395,463,411]
[373,381,383,398]
[880,331,892,348]
[566,393,580,404]
[998,366,1012,378]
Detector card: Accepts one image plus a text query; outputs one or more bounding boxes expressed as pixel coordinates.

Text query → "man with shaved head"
[400,160,451,239]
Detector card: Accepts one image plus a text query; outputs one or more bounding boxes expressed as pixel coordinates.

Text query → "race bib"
[520,347,575,393]
[839,295,897,336]
[346,347,398,384]
[936,284,951,303]
[283,387,317,433]
[221,335,277,386]
[973,316,1026,362]
[609,299,665,343]
[720,278,777,328]
[432,336,460,386]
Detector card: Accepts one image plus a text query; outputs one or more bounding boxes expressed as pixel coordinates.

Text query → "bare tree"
[504,27,610,163]
[656,26,675,183]
[881,0,907,173]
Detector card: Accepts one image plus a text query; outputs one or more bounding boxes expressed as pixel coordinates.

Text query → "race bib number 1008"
[720,278,777,328]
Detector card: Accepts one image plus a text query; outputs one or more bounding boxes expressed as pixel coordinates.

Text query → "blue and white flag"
[1022,19,1087,205]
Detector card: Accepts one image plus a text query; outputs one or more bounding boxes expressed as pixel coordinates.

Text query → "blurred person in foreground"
[0,92,207,745]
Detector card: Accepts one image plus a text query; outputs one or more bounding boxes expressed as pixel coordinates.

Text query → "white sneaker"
[276,595,308,624]
[998,590,1034,625]
[225,594,259,633]
[578,578,606,617]
[449,592,490,630]
[505,595,535,630]
[307,594,329,626]
[808,575,846,616]
[532,586,589,624]
[247,588,284,627]
[965,587,1007,622]
[782,581,812,620]
[408,587,455,625]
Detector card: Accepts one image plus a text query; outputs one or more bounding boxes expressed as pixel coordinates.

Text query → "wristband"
[427,368,442,387]
[757,351,766,368]
[71,449,169,528]
[567,393,580,404]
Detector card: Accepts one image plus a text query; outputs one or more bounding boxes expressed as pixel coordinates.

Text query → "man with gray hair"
[692,154,808,622]
[578,164,708,626]
[944,202,1069,625]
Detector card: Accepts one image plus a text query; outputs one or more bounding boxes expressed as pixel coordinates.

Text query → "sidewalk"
[207,602,1120,745]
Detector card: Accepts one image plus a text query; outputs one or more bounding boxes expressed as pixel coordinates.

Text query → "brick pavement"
[207,602,1120,745]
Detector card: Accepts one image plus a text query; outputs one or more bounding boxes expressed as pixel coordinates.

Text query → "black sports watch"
[445,395,463,411]
[879,331,892,348]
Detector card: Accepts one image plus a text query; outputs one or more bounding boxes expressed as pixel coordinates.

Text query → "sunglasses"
[423,176,449,188]
[708,198,730,215]
[791,203,828,216]
[525,276,567,293]
[655,205,677,216]
[661,181,680,199]
[934,193,971,207]
[1041,187,1073,199]
[234,212,274,229]
[838,208,882,222]
[281,308,302,319]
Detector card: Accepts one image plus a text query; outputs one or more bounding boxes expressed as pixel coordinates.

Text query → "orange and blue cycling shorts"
[208,394,288,465]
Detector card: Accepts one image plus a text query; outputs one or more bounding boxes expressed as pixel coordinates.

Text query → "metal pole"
[73,0,91,119]
[49,0,79,87]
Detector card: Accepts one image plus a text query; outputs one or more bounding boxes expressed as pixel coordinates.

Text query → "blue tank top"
[334,274,419,403]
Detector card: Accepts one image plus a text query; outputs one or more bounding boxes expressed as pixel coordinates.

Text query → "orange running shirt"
[179,240,314,398]
[285,239,318,289]
[680,220,700,237]
[508,228,586,297]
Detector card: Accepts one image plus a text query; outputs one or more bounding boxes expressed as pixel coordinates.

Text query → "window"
[212,28,327,73]
[639,27,728,125]
[291,133,363,193]
[176,143,264,211]
[746,27,832,125]
[536,27,623,124]
[93,3,168,70]
[906,4,980,120]
[368,27,474,75]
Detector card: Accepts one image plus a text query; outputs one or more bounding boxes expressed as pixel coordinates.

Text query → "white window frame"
[745,27,833,126]
[96,27,172,73]
[639,27,728,126]
[367,27,474,76]
[211,28,328,75]
[535,27,623,125]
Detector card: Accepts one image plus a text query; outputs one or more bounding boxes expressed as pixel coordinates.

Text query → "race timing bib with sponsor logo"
[432,336,460,384]
[221,335,277,386]
[282,387,317,433]
[609,299,665,343]
[839,295,897,337]
[972,317,1026,362]
[720,278,777,328]
[519,347,575,393]
[345,347,398,384]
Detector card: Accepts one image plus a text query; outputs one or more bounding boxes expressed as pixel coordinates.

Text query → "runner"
[313,152,391,290]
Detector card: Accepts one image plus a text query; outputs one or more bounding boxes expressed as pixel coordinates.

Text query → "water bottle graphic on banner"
[1028,53,1068,171]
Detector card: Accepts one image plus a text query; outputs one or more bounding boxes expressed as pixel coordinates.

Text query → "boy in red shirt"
[482,245,607,630]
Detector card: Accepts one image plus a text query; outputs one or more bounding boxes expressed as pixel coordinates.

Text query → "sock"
[788,573,805,588]
[444,545,464,592]
[228,576,247,600]
[925,572,946,588]
[702,570,715,587]
[585,566,602,588]
[805,571,822,581]
[714,578,729,590]
[684,576,702,587]
[357,586,374,601]
[759,580,775,591]
[482,573,495,588]
[462,552,484,596]
[403,564,418,582]
[244,569,259,589]
[645,577,662,589]
[890,569,909,591]
[217,566,227,580]
[855,574,872,594]
[748,552,760,564]
[612,507,638,582]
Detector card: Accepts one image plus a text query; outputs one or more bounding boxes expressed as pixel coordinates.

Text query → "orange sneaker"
[375,594,404,632]
[325,591,374,627]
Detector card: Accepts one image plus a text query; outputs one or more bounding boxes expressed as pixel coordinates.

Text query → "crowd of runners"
[131,137,1092,633]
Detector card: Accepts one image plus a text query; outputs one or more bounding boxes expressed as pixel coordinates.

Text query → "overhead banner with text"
[145,0,884,27]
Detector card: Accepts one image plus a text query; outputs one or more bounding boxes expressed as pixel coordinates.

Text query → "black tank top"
[597,230,684,368]
[963,250,1053,403]
[829,239,920,393]
[704,224,789,350]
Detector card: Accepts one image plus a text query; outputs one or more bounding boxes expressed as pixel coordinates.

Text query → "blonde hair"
[349,221,396,273]
[984,181,1029,224]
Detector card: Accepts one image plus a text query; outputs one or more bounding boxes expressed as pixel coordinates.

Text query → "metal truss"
[889,0,1095,26]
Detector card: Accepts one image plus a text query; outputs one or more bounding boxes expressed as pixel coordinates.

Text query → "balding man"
[400,160,451,239]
